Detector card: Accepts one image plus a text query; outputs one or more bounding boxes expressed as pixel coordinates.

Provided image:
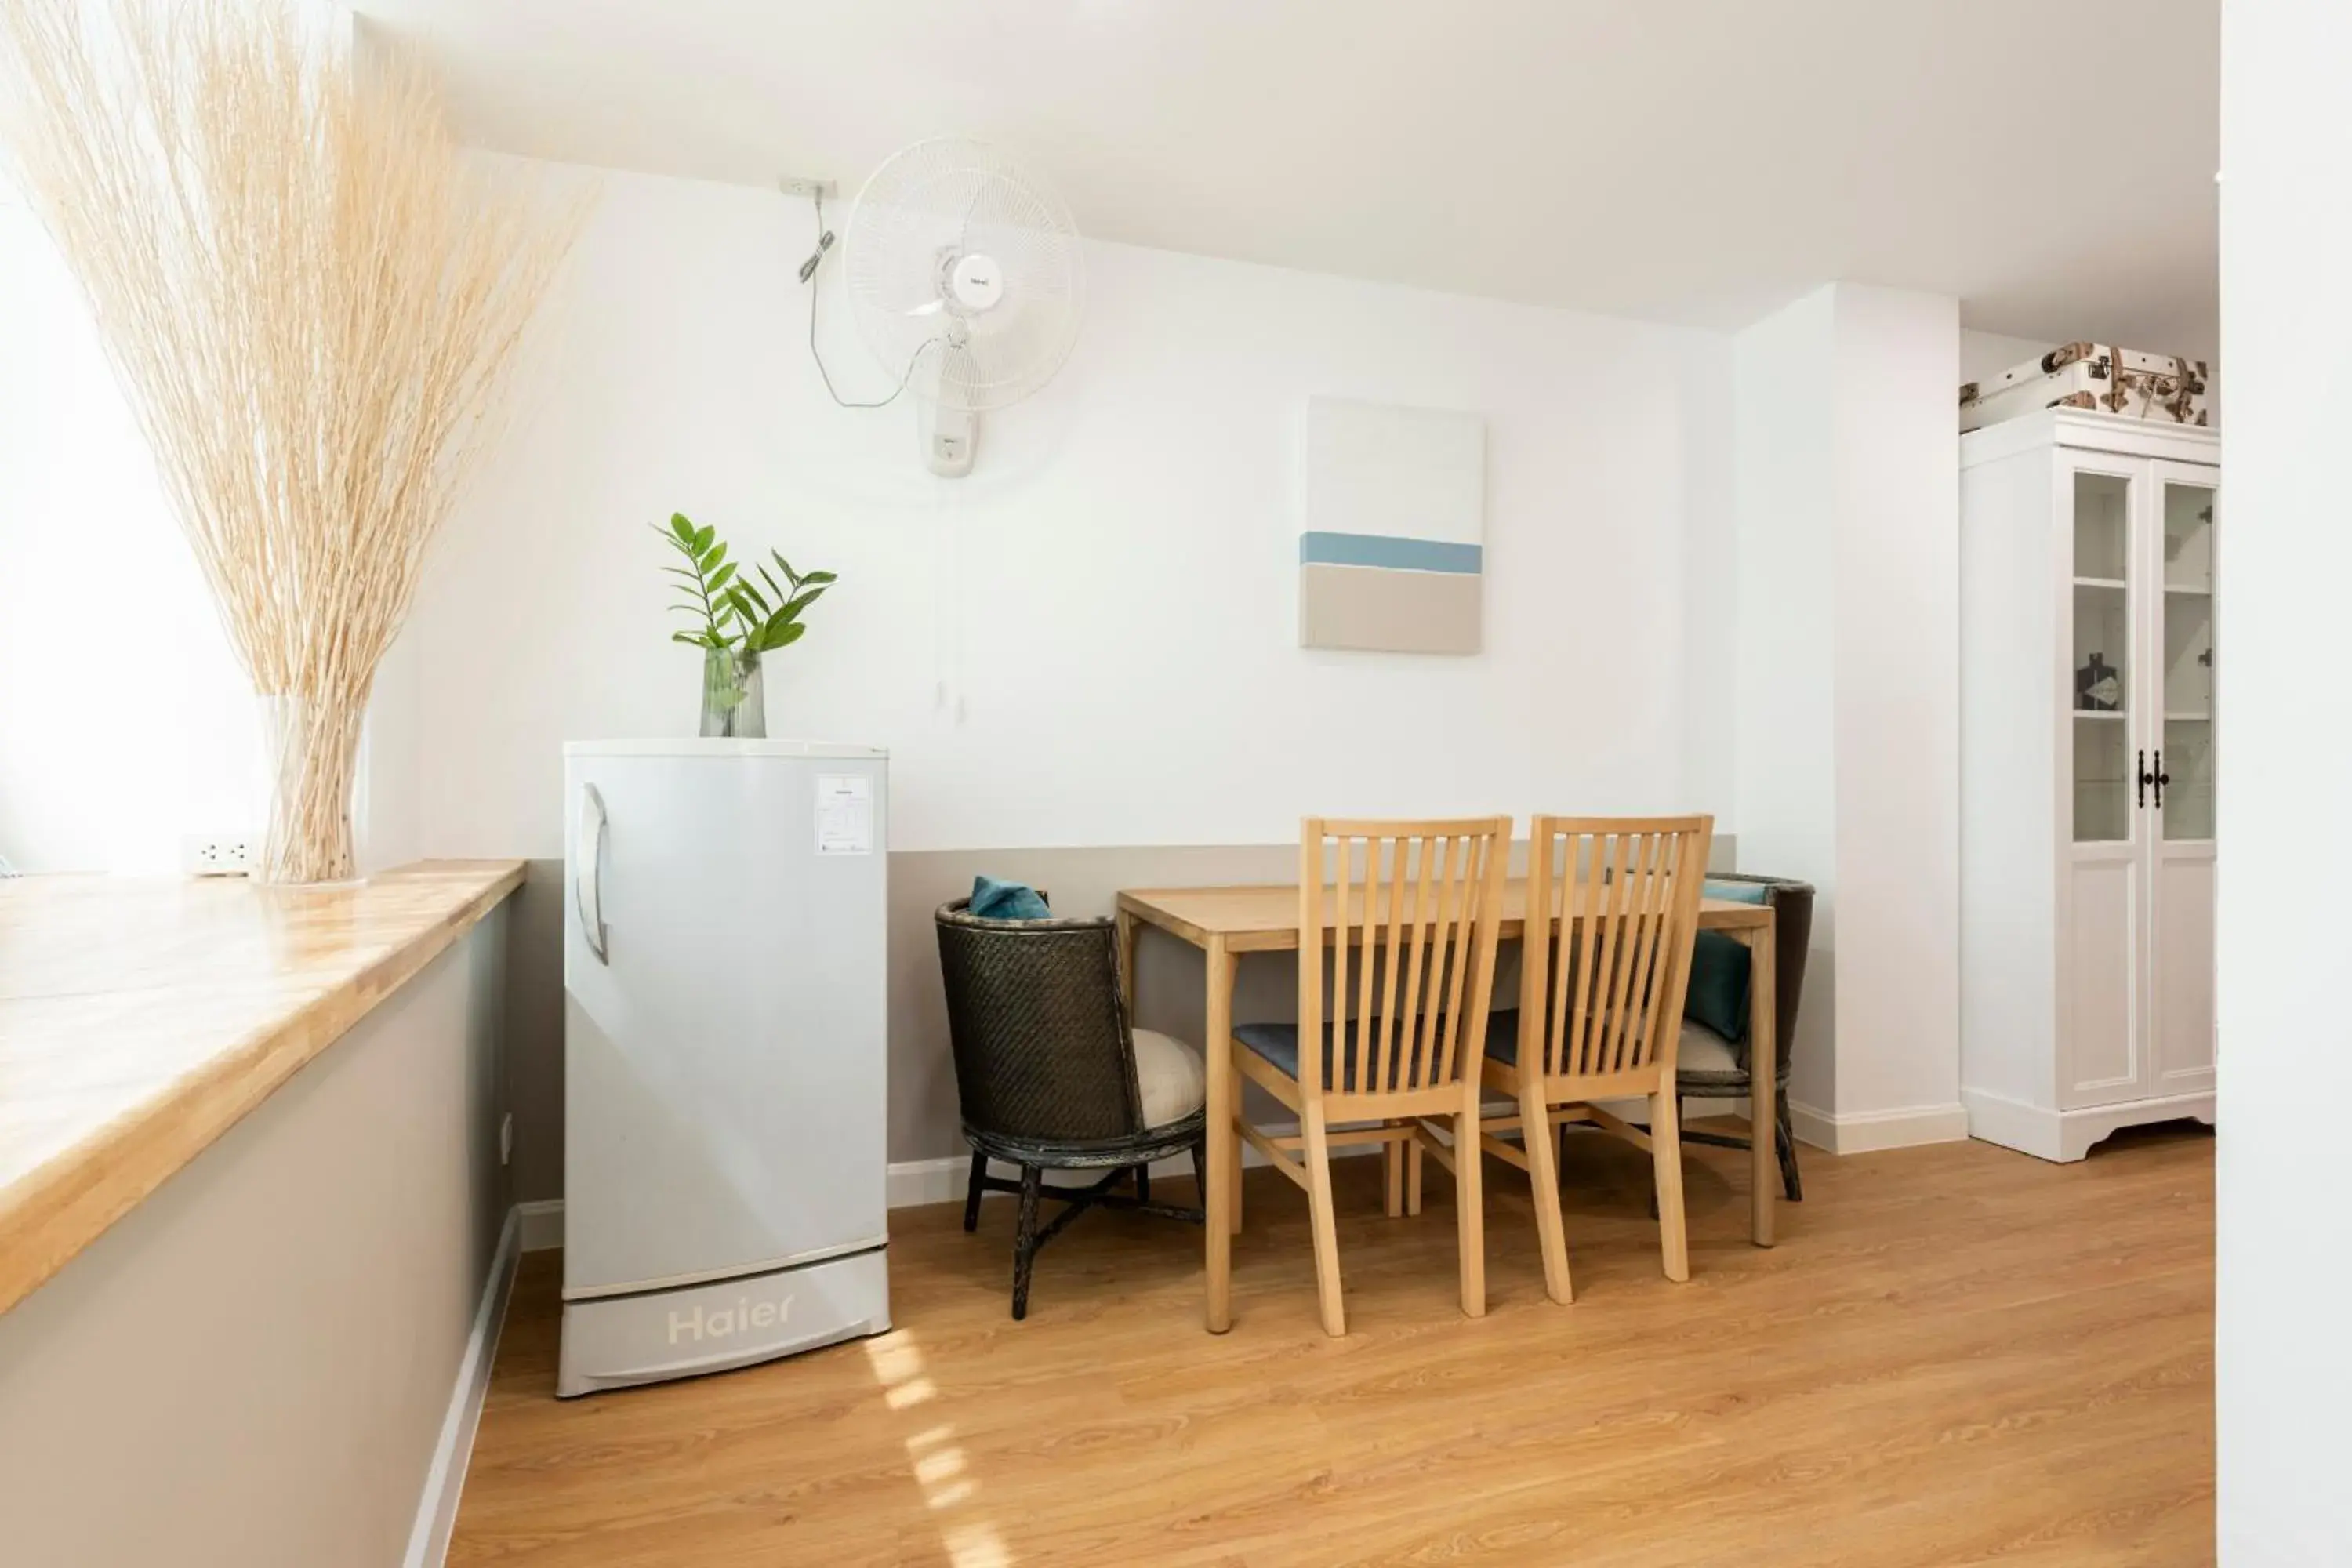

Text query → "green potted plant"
[657,512,836,738]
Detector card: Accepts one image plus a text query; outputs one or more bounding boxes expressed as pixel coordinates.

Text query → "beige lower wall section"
[503,838,1738,1199]
[889,845,1302,1162]
[0,909,511,1568]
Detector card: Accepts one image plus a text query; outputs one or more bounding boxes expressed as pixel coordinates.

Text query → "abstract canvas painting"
[1298,397,1485,655]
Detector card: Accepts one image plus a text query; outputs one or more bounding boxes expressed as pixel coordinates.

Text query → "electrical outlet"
[499,1112,514,1167]
[183,834,255,877]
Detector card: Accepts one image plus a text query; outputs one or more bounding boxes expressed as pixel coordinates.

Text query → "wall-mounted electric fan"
[837,136,1083,476]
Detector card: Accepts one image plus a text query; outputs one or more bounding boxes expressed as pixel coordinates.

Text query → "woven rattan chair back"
[935,902,1142,1145]
[1519,815,1714,1087]
[1298,817,1510,1102]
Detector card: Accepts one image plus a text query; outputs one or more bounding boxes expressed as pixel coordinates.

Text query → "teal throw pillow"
[970,875,1052,921]
[1684,880,1769,1043]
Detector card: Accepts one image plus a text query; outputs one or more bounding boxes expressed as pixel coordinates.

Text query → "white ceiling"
[354,0,2220,347]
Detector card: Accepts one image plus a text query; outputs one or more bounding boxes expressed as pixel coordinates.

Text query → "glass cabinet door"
[2159,478,2216,840]
[2071,470,2135,843]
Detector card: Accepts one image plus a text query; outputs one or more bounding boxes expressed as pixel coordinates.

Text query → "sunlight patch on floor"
[944,1523,1013,1568]
[913,1446,966,1486]
[870,1333,1017,1563]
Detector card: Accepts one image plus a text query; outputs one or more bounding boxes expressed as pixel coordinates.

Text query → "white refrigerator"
[558,739,890,1398]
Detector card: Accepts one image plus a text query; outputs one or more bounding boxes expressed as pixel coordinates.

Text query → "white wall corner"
[1826,284,1962,1127]
[1730,281,1962,1131]
[1730,284,1842,1111]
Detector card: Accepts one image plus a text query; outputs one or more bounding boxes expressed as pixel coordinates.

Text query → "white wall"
[1958,328,2058,390]
[2216,2,2352,1560]
[1733,283,1963,1146]
[402,165,1737,860]
[0,194,419,877]
[0,200,260,873]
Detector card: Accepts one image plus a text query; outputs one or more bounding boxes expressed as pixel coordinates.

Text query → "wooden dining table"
[1116,880,1777,1333]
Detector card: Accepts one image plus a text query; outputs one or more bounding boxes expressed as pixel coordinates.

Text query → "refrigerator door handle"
[576,782,609,964]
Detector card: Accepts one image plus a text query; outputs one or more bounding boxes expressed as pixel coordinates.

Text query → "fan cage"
[843,137,1084,413]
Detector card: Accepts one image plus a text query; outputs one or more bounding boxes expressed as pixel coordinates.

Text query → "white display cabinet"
[1958,408,2219,1160]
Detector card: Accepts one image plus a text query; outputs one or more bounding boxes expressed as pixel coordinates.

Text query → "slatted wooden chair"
[1478,815,1714,1301]
[1230,816,1509,1337]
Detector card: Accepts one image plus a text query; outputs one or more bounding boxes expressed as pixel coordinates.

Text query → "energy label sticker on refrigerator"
[815,775,873,855]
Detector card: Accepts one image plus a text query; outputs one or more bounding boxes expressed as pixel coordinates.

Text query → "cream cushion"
[1677,1019,1740,1075]
[1133,1029,1207,1128]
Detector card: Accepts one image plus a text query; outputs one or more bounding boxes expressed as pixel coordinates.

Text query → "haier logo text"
[669,1294,793,1345]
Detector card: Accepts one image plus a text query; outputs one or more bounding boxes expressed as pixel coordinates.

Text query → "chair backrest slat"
[1373,838,1410,1094]
[1433,834,1479,1084]
[1300,829,1328,1088]
[1585,832,1633,1074]
[1394,836,1440,1090]
[1520,815,1714,1083]
[1364,841,1374,1100]
[1298,817,1508,1099]
[1606,831,1665,1074]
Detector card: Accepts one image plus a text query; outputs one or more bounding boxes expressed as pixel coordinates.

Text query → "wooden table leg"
[1746,924,1777,1247]
[1116,910,1139,1019]
[1204,935,1236,1332]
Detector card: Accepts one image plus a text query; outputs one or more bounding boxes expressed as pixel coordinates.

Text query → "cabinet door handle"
[576,782,608,964]
[2136,750,2151,809]
[2153,750,2169,809]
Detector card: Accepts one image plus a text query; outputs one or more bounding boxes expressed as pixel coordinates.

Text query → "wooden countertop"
[0,858,524,1316]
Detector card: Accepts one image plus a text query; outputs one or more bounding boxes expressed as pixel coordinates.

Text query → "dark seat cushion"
[1235,1020,1433,1092]
[1495,1004,1790,1089]
[1486,1008,1682,1072]
[1483,1008,1525,1065]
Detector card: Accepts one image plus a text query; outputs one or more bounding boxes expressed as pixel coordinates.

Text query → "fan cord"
[803,187,935,410]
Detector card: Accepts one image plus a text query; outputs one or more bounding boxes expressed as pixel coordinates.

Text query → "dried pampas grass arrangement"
[0,0,583,881]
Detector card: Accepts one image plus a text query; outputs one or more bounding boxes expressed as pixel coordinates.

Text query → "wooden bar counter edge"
[0,858,525,1316]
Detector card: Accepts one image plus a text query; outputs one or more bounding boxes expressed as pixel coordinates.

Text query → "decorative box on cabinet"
[1959,408,2218,1161]
[1959,343,2212,434]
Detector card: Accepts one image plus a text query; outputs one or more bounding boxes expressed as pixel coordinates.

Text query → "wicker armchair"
[935,898,1207,1319]
[1677,873,1815,1201]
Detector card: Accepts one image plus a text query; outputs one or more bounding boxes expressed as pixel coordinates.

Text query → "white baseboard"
[1787,1098,1970,1155]
[517,1198,566,1254]
[403,1207,520,1568]
[1962,1086,2215,1164]
[887,1155,978,1210]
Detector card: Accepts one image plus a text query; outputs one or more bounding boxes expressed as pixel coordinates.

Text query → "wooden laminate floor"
[450,1123,2215,1567]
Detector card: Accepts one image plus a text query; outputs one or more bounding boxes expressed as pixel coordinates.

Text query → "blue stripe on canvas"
[1298,532,1483,575]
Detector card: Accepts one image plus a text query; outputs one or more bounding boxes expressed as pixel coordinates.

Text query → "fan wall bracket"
[920,402,977,477]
